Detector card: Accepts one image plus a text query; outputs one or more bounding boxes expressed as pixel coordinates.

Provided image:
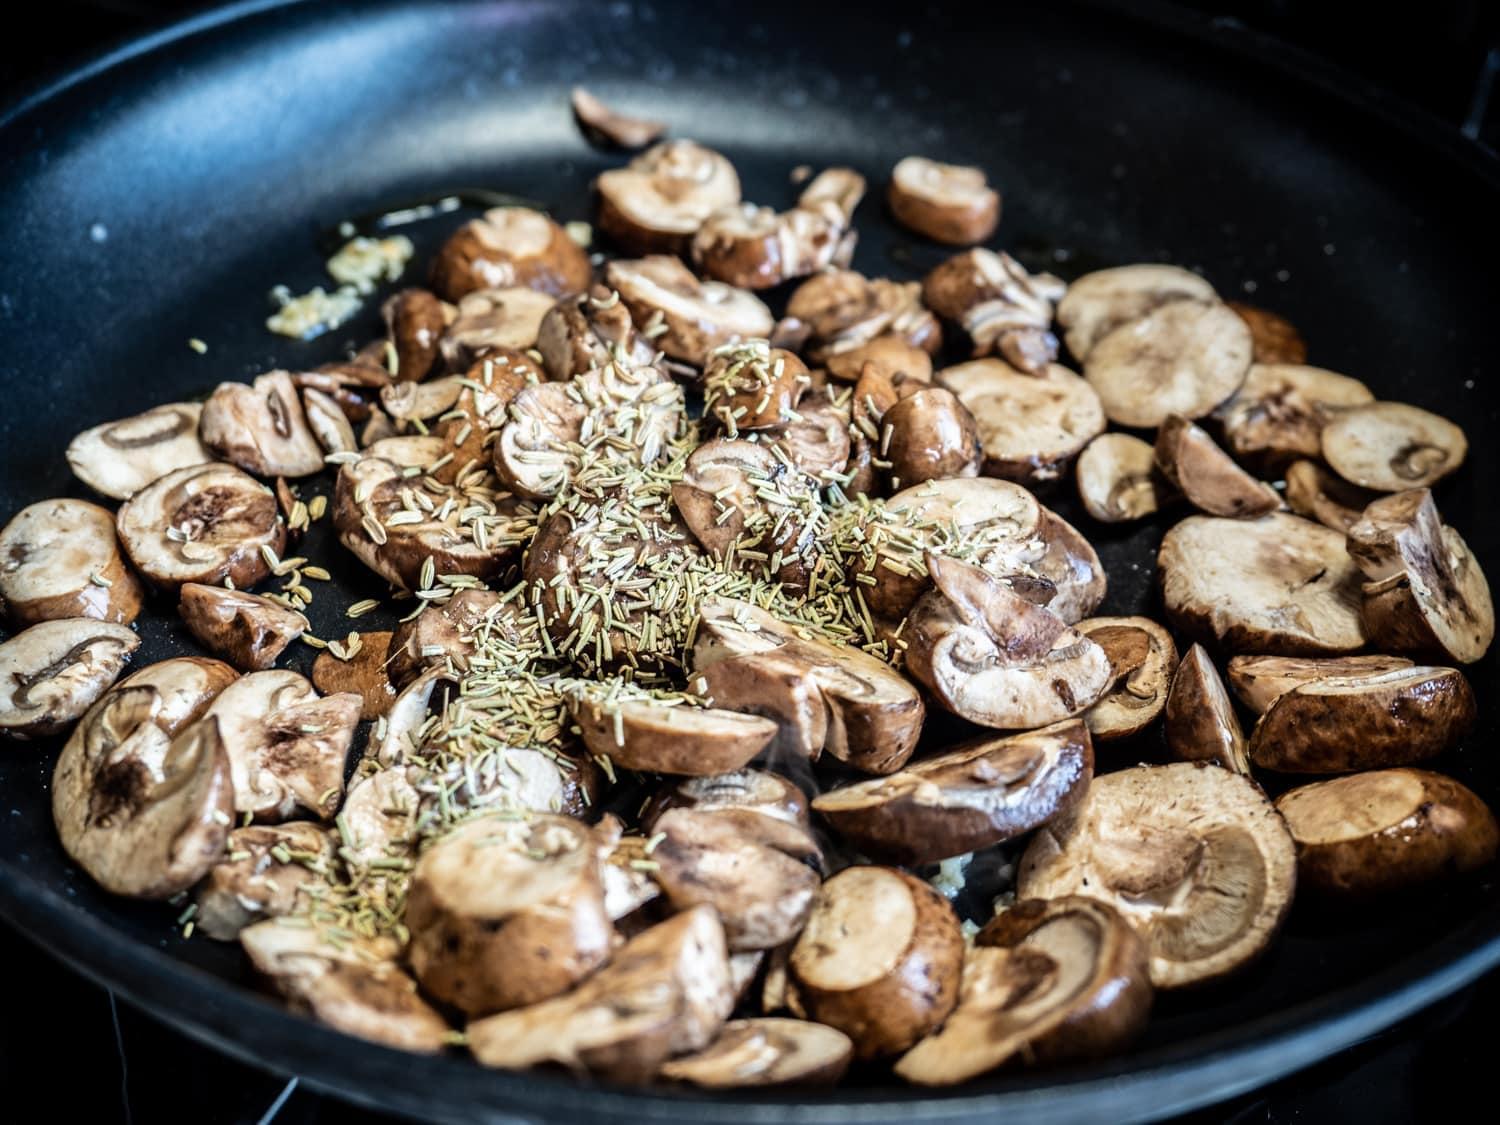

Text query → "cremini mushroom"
[1075,432,1167,524]
[195,821,333,939]
[0,618,139,740]
[880,386,981,488]
[113,655,239,732]
[887,156,1000,245]
[1275,770,1498,897]
[1075,616,1177,740]
[537,285,657,380]
[439,286,557,369]
[1225,653,1415,716]
[429,206,592,302]
[789,866,964,1059]
[295,346,393,423]
[311,631,398,720]
[604,255,774,368]
[642,768,810,830]
[405,811,614,1015]
[823,334,933,385]
[595,140,742,256]
[1153,414,1280,518]
[785,269,941,366]
[67,402,212,500]
[569,683,778,776]
[921,249,1065,370]
[382,287,450,382]
[336,764,421,878]
[1321,401,1467,492]
[895,896,1152,1085]
[1164,644,1249,774]
[116,463,286,591]
[199,370,326,478]
[813,720,1094,865]
[1214,363,1373,469]
[702,341,810,433]
[1019,762,1297,988]
[178,583,307,671]
[1225,301,1308,365]
[660,1018,854,1088]
[598,823,664,925]
[1157,512,1366,655]
[762,394,853,483]
[302,386,358,454]
[385,589,512,688]
[571,86,667,149]
[1056,263,1217,362]
[0,498,144,626]
[1283,458,1378,533]
[378,376,466,425]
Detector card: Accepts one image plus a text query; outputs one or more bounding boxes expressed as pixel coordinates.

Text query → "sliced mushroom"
[467,905,734,1083]
[311,632,398,720]
[52,696,233,898]
[599,825,664,923]
[1346,488,1493,664]
[406,811,613,1015]
[762,394,854,484]
[572,86,667,149]
[436,354,541,473]
[1056,263,1217,362]
[1225,653,1415,716]
[604,255,774,368]
[895,896,1152,1085]
[201,670,360,822]
[116,463,286,591]
[785,269,941,366]
[430,206,592,302]
[240,922,450,1052]
[195,821,333,939]
[642,769,810,830]
[1164,644,1249,774]
[1075,616,1177,741]
[904,555,1112,731]
[569,687,778,776]
[789,866,964,1059]
[880,386,981,488]
[1248,664,1474,773]
[1283,459,1378,534]
[0,619,140,739]
[1225,301,1308,365]
[1018,762,1297,988]
[113,656,239,732]
[691,597,925,775]
[337,764,421,877]
[386,589,513,688]
[178,583,307,671]
[650,807,823,951]
[921,249,1065,370]
[67,402,213,500]
[302,386,358,454]
[661,1018,854,1088]
[0,499,144,626]
[1275,770,1499,897]
[1075,433,1166,524]
[1153,413,1280,518]
[381,287,450,382]
[537,285,657,380]
[439,286,557,369]
[1214,363,1373,469]
[199,371,327,478]
[1321,401,1467,491]
[379,376,466,424]
[813,720,1093,865]
[823,334,934,385]
[1157,512,1366,655]
[887,156,1000,245]
[296,347,393,423]
[595,140,742,256]
[702,342,810,433]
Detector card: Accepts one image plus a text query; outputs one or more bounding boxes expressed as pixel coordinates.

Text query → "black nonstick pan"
[2,1,1498,1121]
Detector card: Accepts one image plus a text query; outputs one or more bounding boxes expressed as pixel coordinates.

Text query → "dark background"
[2,2,1499,1122]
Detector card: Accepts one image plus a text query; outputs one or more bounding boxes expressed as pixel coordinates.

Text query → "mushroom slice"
[439,286,557,369]
[302,386,358,454]
[785,269,941,365]
[887,156,1000,245]
[311,632,398,720]
[114,656,239,733]
[642,769,810,830]
[1164,645,1249,774]
[690,648,828,764]
[67,402,212,500]
[904,556,1112,731]
[762,394,853,483]
[195,822,333,940]
[921,249,1065,369]
[337,765,421,876]
[1275,770,1499,897]
[1283,459,1378,534]
[1346,488,1494,664]
[650,807,823,951]
[1248,665,1474,773]
[572,86,667,149]
[0,498,145,627]
[936,360,1105,484]
[702,341,810,432]
[1056,264,1218,362]
[692,597,925,775]
[178,583,307,671]
[382,287,450,382]
[1085,300,1252,428]
[1214,364,1373,468]
[1157,512,1365,655]
[406,811,613,1015]
[1076,617,1178,741]
[467,905,734,1083]
[116,463,286,591]
[370,665,454,768]
[52,696,234,898]
[1075,433,1166,524]
[789,866,964,1059]
[0,619,140,740]
[1321,401,1467,491]
[604,255,774,368]
[430,206,592,302]
[813,720,1093,865]
[386,589,514,688]
[201,670,360,822]
[895,896,1152,1085]
[1225,302,1308,365]
[537,285,657,380]
[881,386,981,488]
[1154,414,1280,518]
[378,375,466,423]
[199,371,327,478]
[1225,653,1415,716]
[239,922,450,1053]
[1018,762,1296,989]
[661,1018,854,1088]
[569,685,778,776]
[596,140,743,256]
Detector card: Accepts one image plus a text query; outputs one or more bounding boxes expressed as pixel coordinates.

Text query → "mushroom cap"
[595,140,743,256]
[1158,512,1366,655]
[1075,432,1166,524]
[429,206,592,302]
[692,200,852,291]
[0,618,140,739]
[0,498,144,627]
[178,583,307,672]
[1075,616,1178,741]
[1225,301,1308,365]
[1164,644,1249,774]
[382,287,450,382]
[1283,458,1378,534]
[570,688,778,776]
[642,768,810,831]
[538,286,658,381]
[761,394,853,483]
[881,386,982,487]
[702,342,810,433]
[785,270,941,364]
[195,821,333,939]
[823,334,933,385]
[199,371,326,478]
[1225,652,1415,716]
[571,86,667,149]
[439,286,557,369]
[660,1018,854,1088]
[1153,413,1280,518]
[605,255,774,367]
[67,402,212,500]
[1214,363,1373,468]
[921,249,1063,367]
[1321,401,1467,491]
[1056,263,1217,362]
[1019,761,1297,988]
[887,156,1000,246]
[113,655,239,733]
[813,720,1094,865]
[311,631,399,720]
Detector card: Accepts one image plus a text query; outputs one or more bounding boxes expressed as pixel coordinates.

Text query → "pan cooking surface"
[1,1,1498,1121]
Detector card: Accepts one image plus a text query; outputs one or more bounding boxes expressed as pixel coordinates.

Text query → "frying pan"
[2,0,1498,1121]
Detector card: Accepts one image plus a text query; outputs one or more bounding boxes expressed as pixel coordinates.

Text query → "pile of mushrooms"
[3,95,1495,1094]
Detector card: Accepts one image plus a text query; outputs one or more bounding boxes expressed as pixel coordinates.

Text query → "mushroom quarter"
[1164,644,1250,774]
[177,583,307,671]
[1075,433,1167,524]
[199,370,326,478]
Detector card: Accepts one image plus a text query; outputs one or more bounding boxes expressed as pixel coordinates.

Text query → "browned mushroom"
[1075,433,1168,524]
[880,386,981,488]
[537,285,657,380]
[295,346,393,423]
[430,207,592,302]
[785,269,941,366]
[660,1018,854,1088]
[381,287,450,382]
[702,342,810,433]
[67,402,213,500]
[1321,401,1467,491]
[595,140,742,256]
[760,393,854,484]
[1213,363,1373,469]
[1225,653,1415,716]
[195,821,333,939]
[385,589,516,689]
[887,156,1000,245]
[568,683,778,776]
[572,86,667,149]
[1225,302,1308,365]
[1075,616,1178,740]
[112,655,239,732]
[1056,264,1218,362]
[378,376,466,426]
[822,334,933,385]
[642,769,810,830]
[1164,644,1250,774]
[178,583,307,671]
[604,255,774,369]
[0,498,145,627]
[311,631,398,720]
[301,386,358,455]
[1153,414,1280,518]
[199,370,326,478]
[0,618,140,740]
[921,249,1065,370]
[439,286,558,369]
[1283,458,1378,534]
